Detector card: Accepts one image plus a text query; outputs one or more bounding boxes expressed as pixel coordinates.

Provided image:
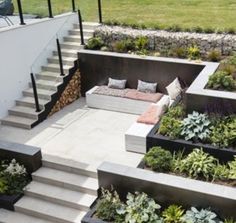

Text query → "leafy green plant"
[169,47,187,59]
[180,111,211,142]
[210,116,236,148]
[113,39,135,53]
[207,50,221,62]
[181,207,221,223]
[165,104,186,120]
[176,149,217,180]
[213,164,230,181]
[86,37,104,50]
[207,71,236,91]
[228,156,236,180]
[117,192,163,223]
[134,36,148,51]
[162,204,185,223]
[158,116,182,139]
[224,218,236,223]
[96,188,123,222]
[187,45,200,60]
[144,147,173,172]
[0,177,8,194]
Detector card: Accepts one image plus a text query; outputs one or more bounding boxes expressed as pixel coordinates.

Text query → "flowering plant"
[0,159,30,195]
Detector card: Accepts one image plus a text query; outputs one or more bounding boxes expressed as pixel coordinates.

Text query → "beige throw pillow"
[166,78,182,100]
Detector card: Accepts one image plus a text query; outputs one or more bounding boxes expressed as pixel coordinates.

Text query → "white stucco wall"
[0,12,78,118]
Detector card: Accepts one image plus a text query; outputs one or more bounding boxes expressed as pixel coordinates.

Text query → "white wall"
[0,13,78,118]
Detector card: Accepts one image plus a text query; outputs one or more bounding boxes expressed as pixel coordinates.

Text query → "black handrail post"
[47,0,53,18]
[30,73,41,112]
[16,0,25,25]
[98,0,102,24]
[78,10,85,45]
[72,0,76,12]
[56,38,64,76]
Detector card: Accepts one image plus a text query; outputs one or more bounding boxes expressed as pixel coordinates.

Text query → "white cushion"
[108,78,127,89]
[157,95,170,108]
[166,78,182,100]
[137,80,157,93]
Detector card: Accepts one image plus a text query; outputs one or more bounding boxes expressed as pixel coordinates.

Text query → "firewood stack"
[48,70,81,116]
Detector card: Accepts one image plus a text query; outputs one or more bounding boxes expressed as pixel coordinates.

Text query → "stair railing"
[30,73,41,112]
[78,10,85,45]
[47,0,53,18]
[72,0,76,12]
[56,38,65,76]
[16,0,25,25]
[98,0,102,24]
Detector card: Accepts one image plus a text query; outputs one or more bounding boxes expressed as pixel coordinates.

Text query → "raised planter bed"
[146,124,236,163]
[0,194,22,211]
[82,204,108,223]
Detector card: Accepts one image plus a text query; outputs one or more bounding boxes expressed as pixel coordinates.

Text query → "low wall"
[95,25,236,56]
[98,162,236,219]
[78,50,204,95]
[0,12,78,119]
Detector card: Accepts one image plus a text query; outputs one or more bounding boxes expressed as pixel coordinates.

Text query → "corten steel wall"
[78,50,204,96]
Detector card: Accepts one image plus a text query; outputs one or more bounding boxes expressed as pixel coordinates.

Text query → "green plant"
[213,164,230,181]
[86,37,104,50]
[162,205,185,223]
[176,149,217,180]
[187,45,200,60]
[165,104,186,120]
[113,39,135,53]
[228,156,236,180]
[181,207,221,223]
[207,71,236,91]
[117,192,163,223]
[224,218,236,223]
[158,116,182,139]
[169,47,187,59]
[207,50,221,62]
[0,177,8,194]
[144,147,173,172]
[96,188,123,222]
[180,111,211,142]
[210,116,236,148]
[134,36,148,51]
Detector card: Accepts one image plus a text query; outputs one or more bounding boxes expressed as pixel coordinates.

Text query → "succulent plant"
[180,111,211,142]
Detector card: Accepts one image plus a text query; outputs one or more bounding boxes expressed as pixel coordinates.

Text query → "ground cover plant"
[14,0,236,33]
[157,104,236,150]
[0,159,30,195]
[143,147,236,187]
[94,188,234,223]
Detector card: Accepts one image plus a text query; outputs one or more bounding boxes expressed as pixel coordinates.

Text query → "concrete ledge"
[98,161,236,219]
[0,140,42,173]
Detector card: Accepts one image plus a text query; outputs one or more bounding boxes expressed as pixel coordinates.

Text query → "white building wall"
[0,13,77,118]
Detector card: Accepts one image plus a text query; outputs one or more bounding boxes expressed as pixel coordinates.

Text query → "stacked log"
[48,70,81,117]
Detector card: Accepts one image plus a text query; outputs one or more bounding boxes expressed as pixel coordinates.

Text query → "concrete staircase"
[0,155,98,223]
[1,22,99,130]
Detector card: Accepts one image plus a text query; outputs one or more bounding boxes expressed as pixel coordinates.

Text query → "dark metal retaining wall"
[78,50,204,96]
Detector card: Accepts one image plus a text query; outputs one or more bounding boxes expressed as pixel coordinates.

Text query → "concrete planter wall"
[147,124,236,163]
[98,162,236,219]
[0,194,22,211]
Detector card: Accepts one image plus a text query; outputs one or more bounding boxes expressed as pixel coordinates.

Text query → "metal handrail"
[30,73,41,112]
[72,0,76,12]
[47,0,53,18]
[78,9,84,45]
[56,38,65,76]
[98,0,102,24]
[16,0,25,25]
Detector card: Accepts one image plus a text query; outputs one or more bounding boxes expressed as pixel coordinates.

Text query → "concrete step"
[61,41,84,50]
[23,87,55,100]
[42,63,71,73]
[69,29,94,36]
[1,115,36,129]
[74,22,100,30]
[53,48,78,58]
[29,79,61,91]
[15,196,86,223]
[32,167,98,196]
[0,209,56,223]
[9,105,41,119]
[42,154,98,178]
[47,56,77,66]
[25,181,97,211]
[35,71,64,82]
[64,35,90,43]
[16,96,49,109]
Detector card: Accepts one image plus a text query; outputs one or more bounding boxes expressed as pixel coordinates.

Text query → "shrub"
[169,47,187,59]
[209,116,236,148]
[228,156,236,180]
[0,177,8,194]
[86,37,104,50]
[158,116,182,139]
[144,147,173,172]
[113,39,135,53]
[96,188,123,222]
[224,218,236,223]
[162,205,185,223]
[181,207,221,223]
[176,149,217,180]
[117,192,163,223]
[207,50,222,62]
[187,45,200,60]
[134,36,149,53]
[207,71,236,91]
[165,104,186,119]
[180,111,211,142]
[213,164,230,181]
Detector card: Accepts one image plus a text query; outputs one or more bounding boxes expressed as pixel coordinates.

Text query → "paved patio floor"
[0,98,143,169]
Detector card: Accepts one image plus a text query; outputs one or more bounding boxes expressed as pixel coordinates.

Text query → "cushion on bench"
[93,86,129,97]
[125,89,163,103]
